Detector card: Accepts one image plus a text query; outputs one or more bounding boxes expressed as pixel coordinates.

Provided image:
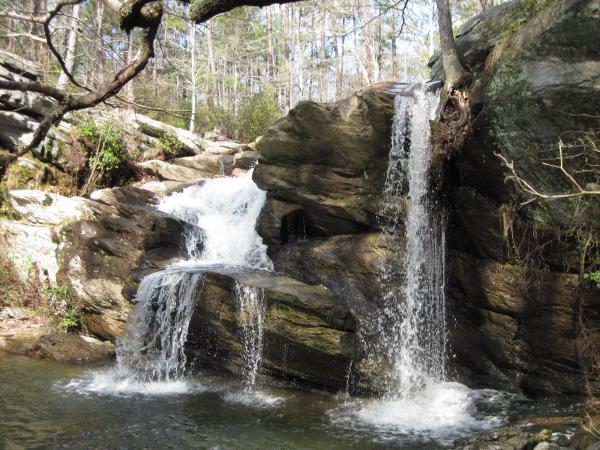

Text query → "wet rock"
[233,150,259,170]
[186,269,358,389]
[36,333,115,363]
[454,426,549,450]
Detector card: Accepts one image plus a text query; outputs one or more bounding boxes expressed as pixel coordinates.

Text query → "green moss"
[190,0,221,23]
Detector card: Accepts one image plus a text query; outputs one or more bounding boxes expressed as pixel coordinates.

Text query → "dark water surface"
[0,354,582,450]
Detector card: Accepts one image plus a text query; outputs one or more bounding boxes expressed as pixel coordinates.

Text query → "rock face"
[433,0,600,395]
[254,86,395,238]
[0,186,186,340]
[251,87,399,390]
[186,269,358,388]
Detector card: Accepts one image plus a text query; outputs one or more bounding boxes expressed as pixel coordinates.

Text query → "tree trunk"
[125,33,135,104]
[435,0,468,89]
[96,0,106,86]
[56,3,81,90]
[188,23,197,133]
[206,21,217,104]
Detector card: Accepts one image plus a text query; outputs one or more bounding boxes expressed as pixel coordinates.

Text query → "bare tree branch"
[0,79,68,101]
[1,0,163,164]
[495,141,600,205]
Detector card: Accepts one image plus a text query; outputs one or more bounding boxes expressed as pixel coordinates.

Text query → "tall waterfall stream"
[54,86,545,448]
[333,85,508,444]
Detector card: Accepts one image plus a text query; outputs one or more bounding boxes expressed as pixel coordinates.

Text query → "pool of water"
[0,354,582,450]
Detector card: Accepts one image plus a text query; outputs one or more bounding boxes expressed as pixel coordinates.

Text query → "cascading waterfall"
[78,170,272,393]
[158,171,272,270]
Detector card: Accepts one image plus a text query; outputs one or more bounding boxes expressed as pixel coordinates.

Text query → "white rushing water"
[378,86,445,396]
[74,169,272,394]
[234,282,267,389]
[346,84,504,442]
[158,170,272,270]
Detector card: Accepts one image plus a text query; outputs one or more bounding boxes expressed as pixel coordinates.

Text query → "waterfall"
[99,169,272,389]
[158,171,272,270]
[234,283,267,389]
[117,270,204,382]
[378,85,445,398]
[334,84,503,443]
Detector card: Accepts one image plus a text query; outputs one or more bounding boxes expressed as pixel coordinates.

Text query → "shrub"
[584,269,600,289]
[237,88,282,142]
[75,120,127,172]
[158,130,187,159]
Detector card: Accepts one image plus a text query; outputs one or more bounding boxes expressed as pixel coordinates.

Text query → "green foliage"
[59,305,79,330]
[158,131,187,159]
[43,284,80,332]
[237,89,282,142]
[75,120,127,173]
[584,270,600,289]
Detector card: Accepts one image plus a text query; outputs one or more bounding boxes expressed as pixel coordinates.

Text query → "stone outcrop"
[254,86,395,237]
[436,0,600,396]
[0,307,115,363]
[250,87,400,391]
[0,186,186,340]
[186,269,358,389]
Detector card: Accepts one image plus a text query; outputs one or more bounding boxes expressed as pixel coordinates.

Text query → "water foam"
[61,368,203,396]
[158,169,272,270]
[332,383,507,446]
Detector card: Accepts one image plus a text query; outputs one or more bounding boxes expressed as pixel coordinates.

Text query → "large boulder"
[185,269,358,389]
[2,187,187,340]
[437,0,600,395]
[253,87,395,237]
[436,0,600,228]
